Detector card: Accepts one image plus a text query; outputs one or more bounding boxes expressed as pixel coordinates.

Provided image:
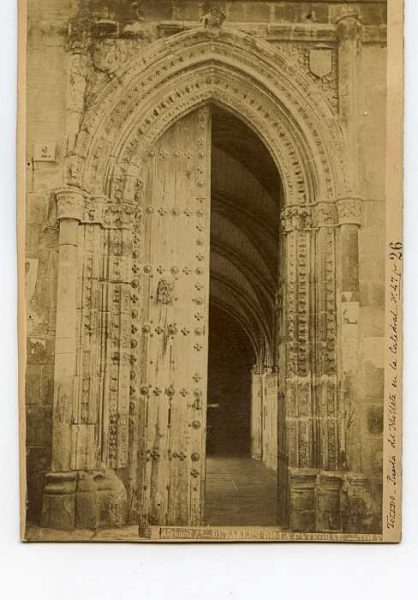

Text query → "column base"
[340,473,382,534]
[288,468,318,532]
[41,470,127,531]
[287,468,381,534]
[41,472,77,531]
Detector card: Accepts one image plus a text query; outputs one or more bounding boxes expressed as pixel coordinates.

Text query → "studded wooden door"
[137,107,211,528]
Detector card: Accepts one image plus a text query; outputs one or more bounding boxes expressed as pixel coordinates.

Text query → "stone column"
[42,188,128,530]
[336,198,363,473]
[281,205,317,531]
[313,203,339,472]
[336,12,362,195]
[250,364,263,461]
[41,188,83,530]
[335,12,368,530]
[262,367,278,471]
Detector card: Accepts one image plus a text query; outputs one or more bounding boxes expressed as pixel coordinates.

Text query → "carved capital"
[83,196,106,224]
[336,198,363,226]
[55,188,85,221]
[281,206,312,233]
[104,202,137,229]
[313,203,337,228]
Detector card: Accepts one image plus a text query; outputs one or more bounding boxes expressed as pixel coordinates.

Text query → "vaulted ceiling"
[210,105,282,367]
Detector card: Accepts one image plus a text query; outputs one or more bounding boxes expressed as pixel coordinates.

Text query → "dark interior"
[206,304,254,456]
[206,104,280,459]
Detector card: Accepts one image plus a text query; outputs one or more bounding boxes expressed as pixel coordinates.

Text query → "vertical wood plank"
[138,108,211,527]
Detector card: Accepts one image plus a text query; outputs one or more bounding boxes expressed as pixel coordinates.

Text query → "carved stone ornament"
[65,154,84,187]
[104,203,136,228]
[55,188,85,221]
[92,40,128,76]
[83,197,105,224]
[157,277,175,304]
[309,48,333,79]
[313,203,337,227]
[201,7,226,30]
[336,198,363,226]
[281,206,312,232]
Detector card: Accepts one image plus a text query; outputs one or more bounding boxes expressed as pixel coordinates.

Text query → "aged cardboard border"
[18,0,403,543]
[17,0,27,543]
[381,0,403,545]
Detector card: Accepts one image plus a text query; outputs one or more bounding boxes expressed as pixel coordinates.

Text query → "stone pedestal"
[316,472,342,532]
[288,469,376,534]
[288,469,317,532]
[41,472,78,531]
[41,469,127,531]
[341,473,375,533]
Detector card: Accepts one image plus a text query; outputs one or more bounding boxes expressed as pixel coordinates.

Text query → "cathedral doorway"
[204,106,281,525]
[39,27,356,536]
[136,102,281,528]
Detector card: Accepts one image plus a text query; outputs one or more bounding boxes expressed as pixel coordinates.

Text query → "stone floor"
[25,457,278,541]
[204,456,278,526]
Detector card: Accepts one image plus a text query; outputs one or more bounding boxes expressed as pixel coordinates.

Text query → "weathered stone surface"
[341,474,381,534]
[96,471,128,529]
[41,472,77,531]
[40,470,128,530]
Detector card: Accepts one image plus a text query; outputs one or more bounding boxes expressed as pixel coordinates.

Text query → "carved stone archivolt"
[67,28,354,206]
[45,23,364,532]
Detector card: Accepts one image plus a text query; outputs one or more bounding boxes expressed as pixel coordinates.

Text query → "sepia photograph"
[19,0,402,542]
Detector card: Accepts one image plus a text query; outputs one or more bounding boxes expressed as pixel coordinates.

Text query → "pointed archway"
[43,26,362,533]
[205,105,281,525]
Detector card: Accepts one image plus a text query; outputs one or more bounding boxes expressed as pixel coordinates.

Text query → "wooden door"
[138,107,211,528]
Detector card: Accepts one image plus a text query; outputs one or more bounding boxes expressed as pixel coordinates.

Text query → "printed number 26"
[389,241,403,261]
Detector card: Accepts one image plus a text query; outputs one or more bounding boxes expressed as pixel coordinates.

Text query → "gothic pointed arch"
[44,23,359,533]
[68,26,354,208]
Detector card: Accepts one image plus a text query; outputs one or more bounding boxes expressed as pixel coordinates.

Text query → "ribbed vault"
[210,105,281,368]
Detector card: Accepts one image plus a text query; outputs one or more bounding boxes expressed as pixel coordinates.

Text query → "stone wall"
[83,0,387,27]
[25,1,71,521]
[356,41,387,524]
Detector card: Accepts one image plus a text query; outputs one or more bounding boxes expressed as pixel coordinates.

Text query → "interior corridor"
[204,105,281,527]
